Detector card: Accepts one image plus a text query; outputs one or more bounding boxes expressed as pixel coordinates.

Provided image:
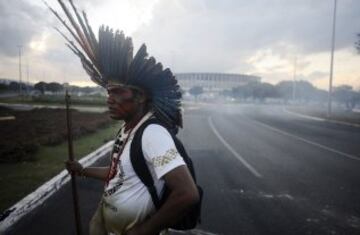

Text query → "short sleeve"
[141,124,185,179]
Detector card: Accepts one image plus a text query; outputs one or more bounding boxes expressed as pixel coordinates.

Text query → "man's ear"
[135,90,147,103]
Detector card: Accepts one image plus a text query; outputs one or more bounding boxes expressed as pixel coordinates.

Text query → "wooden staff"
[65,89,83,235]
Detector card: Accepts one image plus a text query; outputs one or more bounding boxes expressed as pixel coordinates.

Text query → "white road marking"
[0,116,15,121]
[283,107,360,128]
[283,107,325,121]
[208,116,262,178]
[251,118,360,162]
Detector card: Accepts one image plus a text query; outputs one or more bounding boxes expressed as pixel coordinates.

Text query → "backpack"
[130,118,203,230]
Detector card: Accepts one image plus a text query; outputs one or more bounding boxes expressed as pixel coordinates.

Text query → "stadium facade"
[175,73,261,92]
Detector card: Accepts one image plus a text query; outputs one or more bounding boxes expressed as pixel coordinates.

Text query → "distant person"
[46,1,201,234]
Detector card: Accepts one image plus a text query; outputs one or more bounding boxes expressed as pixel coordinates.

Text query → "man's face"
[106,85,139,120]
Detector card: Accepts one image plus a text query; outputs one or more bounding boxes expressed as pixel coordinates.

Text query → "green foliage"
[189,86,204,97]
[9,82,20,91]
[34,81,47,94]
[0,84,7,91]
[0,142,39,163]
[231,81,278,101]
[0,122,121,212]
[0,108,112,163]
[275,80,323,103]
[333,85,360,110]
[0,94,107,106]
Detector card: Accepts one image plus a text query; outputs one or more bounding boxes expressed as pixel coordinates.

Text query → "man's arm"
[65,160,110,181]
[126,165,200,235]
[81,166,110,181]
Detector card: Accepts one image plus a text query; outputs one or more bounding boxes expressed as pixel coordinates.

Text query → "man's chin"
[109,114,122,120]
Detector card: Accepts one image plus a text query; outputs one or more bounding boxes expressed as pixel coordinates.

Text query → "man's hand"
[125,224,146,235]
[65,160,83,176]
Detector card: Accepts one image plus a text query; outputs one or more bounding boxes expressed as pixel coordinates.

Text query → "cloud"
[0,0,360,90]
[307,71,329,81]
[0,0,50,57]
[131,0,360,76]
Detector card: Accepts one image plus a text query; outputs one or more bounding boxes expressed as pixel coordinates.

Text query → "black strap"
[130,118,165,209]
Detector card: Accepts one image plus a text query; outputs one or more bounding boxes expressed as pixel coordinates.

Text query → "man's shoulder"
[142,123,171,140]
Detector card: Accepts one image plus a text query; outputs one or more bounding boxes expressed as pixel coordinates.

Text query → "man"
[66,84,199,235]
[48,1,200,234]
[66,86,199,235]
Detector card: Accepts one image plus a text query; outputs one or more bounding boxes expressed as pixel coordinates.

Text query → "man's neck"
[124,109,147,132]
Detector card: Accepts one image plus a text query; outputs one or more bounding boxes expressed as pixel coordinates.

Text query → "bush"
[0,108,113,164]
[0,142,39,163]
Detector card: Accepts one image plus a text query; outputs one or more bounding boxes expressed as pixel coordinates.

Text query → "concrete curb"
[283,108,360,128]
[0,141,114,233]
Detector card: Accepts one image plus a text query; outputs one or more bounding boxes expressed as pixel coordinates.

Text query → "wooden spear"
[65,89,83,235]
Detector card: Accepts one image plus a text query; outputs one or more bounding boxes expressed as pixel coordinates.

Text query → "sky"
[0,0,359,90]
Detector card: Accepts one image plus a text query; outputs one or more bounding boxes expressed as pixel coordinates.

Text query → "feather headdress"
[44,0,182,128]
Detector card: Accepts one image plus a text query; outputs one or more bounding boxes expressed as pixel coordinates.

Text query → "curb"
[0,141,114,233]
[283,108,360,128]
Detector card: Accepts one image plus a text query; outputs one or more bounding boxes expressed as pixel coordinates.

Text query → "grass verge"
[0,95,106,106]
[0,122,121,213]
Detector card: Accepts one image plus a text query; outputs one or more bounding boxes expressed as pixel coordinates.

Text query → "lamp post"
[17,45,23,96]
[292,56,297,102]
[26,58,30,96]
[327,0,337,118]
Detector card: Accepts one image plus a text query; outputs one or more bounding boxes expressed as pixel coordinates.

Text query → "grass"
[0,121,122,213]
[0,95,107,106]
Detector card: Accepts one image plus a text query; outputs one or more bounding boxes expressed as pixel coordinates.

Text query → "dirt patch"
[0,107,113,163]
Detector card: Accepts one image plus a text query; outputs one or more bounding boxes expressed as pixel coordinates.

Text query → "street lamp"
[17,45,23,96]
[327,0,337,118]
[292,56,297,102]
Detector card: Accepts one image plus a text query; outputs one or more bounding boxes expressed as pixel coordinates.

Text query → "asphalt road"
[4,104,360,235]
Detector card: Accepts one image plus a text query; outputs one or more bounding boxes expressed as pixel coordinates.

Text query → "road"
[4,104,360,234]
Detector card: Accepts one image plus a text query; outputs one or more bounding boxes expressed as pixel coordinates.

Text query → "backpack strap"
[130,118,164,209]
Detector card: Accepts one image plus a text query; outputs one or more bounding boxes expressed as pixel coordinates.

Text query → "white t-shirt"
[102,113,185,234]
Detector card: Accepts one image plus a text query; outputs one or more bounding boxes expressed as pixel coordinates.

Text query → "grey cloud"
[1,0,359,85]
[0,0,102,57]
[0,0,49,57]
[133,0,360,73]
[307,71,329,81]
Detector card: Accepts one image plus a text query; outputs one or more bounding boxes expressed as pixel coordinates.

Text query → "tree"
[333,85,359,111]
[34,82,47,94]
[275,80,317,103]
[47,82,63,93]
[252,82,277,101]
[0,83,8,91]
[189,86,204,99]
[232,84,253,100]
[295,80,316,103]
[9,81,20,91]
[275,81,293,103]
[356,33,360,53]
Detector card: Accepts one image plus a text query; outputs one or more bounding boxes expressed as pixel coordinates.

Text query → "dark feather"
[46,0,182,127]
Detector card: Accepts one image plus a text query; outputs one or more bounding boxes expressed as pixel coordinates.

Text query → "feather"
[82,11,99,67]
[46,0,183,127]
[43,0,83,49]
[68,0,97,62]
